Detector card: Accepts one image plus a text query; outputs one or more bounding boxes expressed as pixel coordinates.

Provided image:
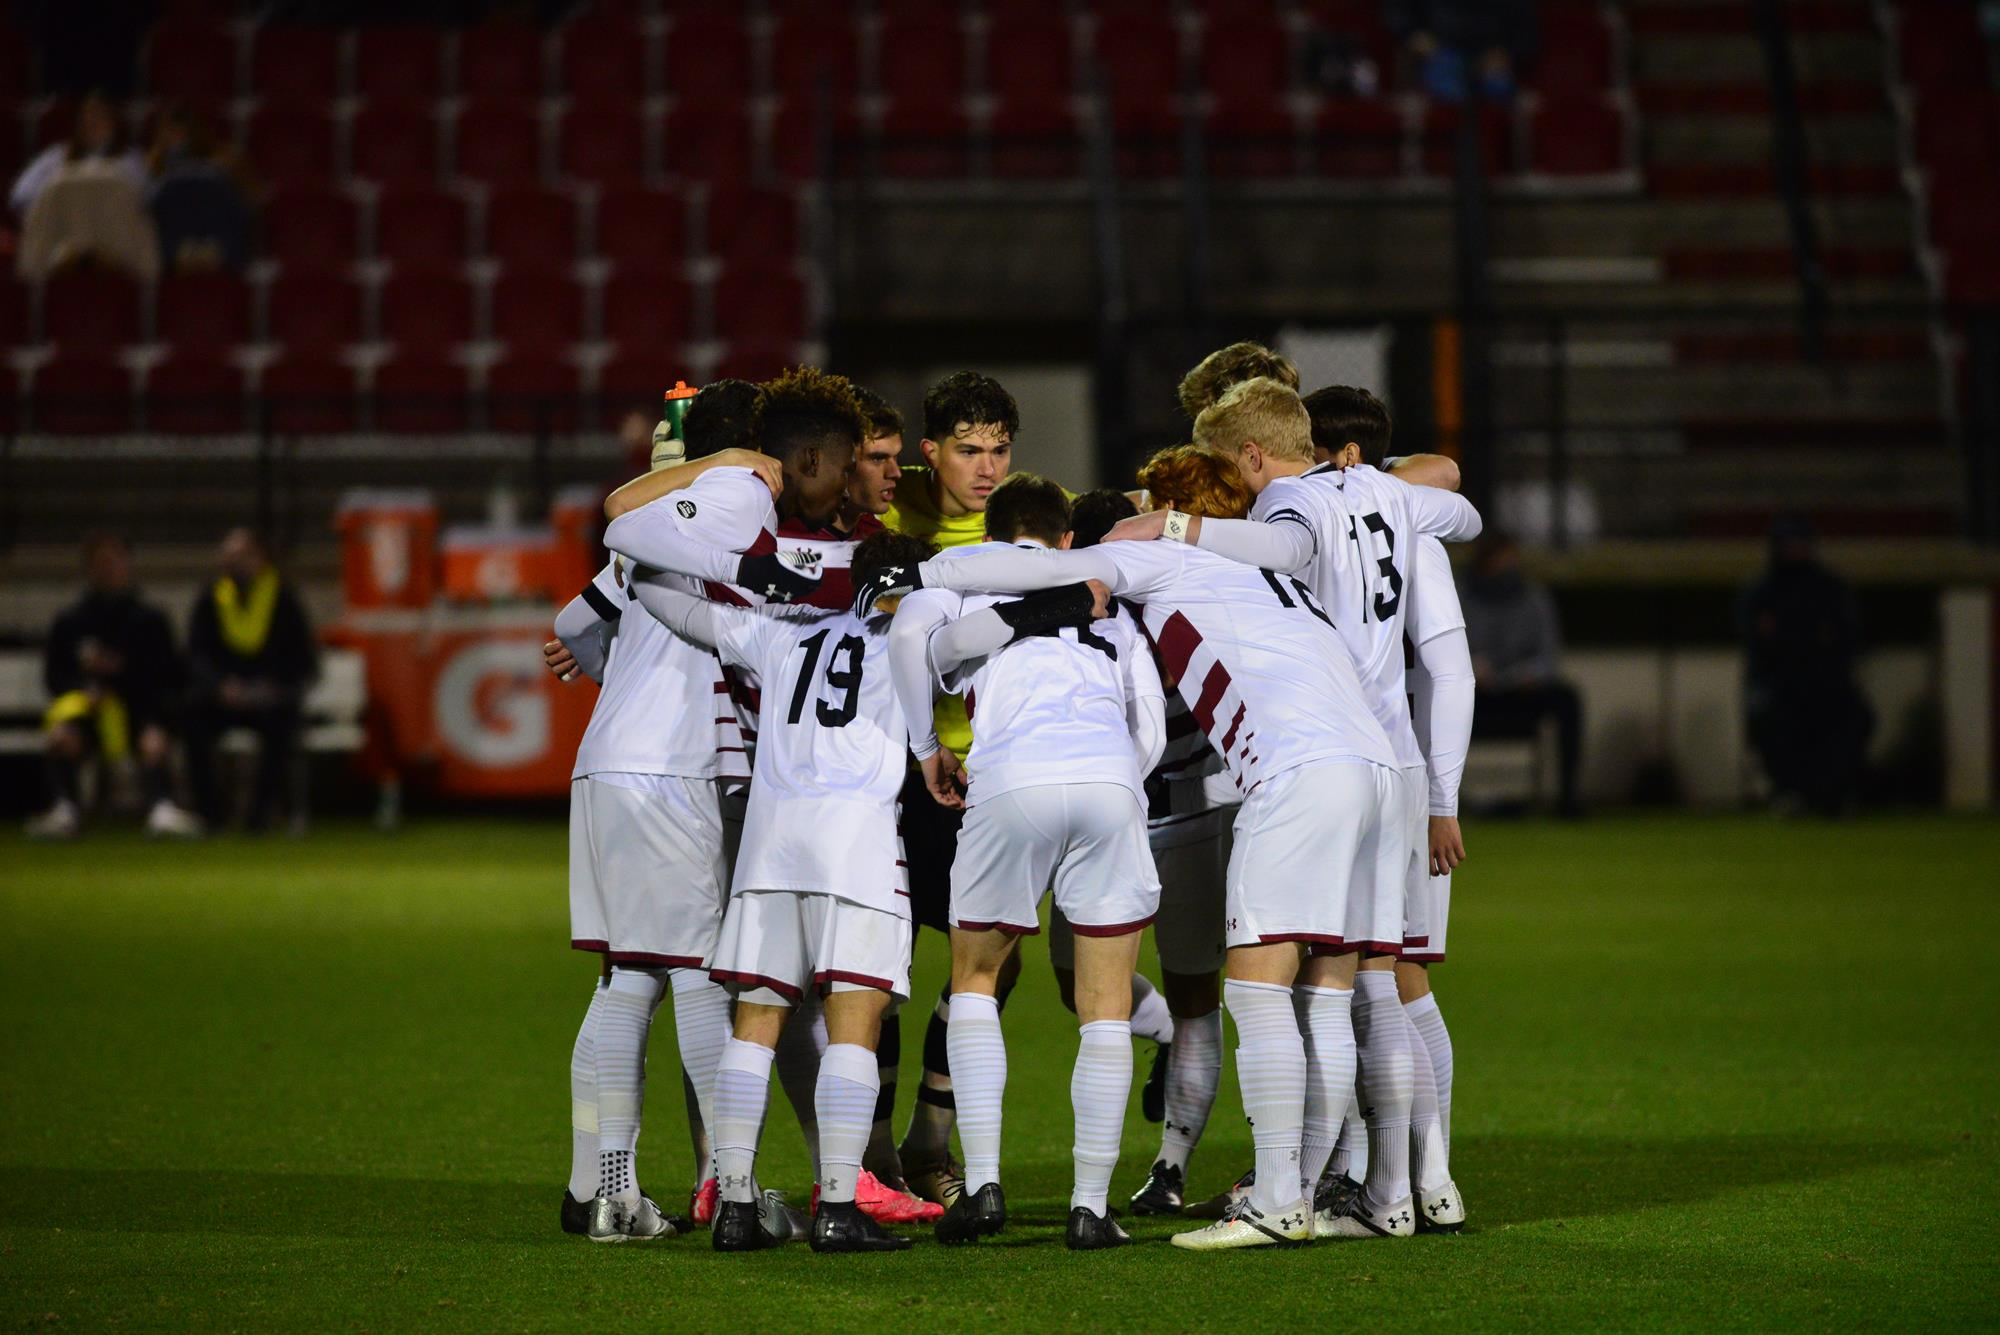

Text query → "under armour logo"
[1227,918,1238,931]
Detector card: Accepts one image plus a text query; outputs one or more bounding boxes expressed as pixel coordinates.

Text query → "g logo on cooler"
[676,499,697,519]
[435,640,550,767]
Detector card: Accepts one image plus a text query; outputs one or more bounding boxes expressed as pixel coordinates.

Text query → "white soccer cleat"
[1316,1192,1416,1240]
[587,1193,682,1242]
[1417,1180,1466,1233]
[24,801,80,840]
[145,801,203,839]
[1170,1195,1312,1251]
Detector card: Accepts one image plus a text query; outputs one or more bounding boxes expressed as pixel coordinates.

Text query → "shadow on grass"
[0,1133,1944,1244]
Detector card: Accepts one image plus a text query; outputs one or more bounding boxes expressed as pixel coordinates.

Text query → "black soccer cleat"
[561,1189,591,1235]
[1142,1041,1171,1123]
[712,1198,780,1252]
[1065,1206,1132,1251]
[1128,1159,1186,1216]
[934,1181,1006,1245]
[1314,1170,1363,1219]
[810,1200,913,1253]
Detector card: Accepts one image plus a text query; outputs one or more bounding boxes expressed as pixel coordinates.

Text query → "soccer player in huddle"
[854,444,1404,1250]
[890,474,1166,1250]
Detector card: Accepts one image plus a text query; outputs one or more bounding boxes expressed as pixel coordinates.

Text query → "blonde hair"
[1177,341,1300,420]
[1191,376,1314,464]
[1136,445,1252,520]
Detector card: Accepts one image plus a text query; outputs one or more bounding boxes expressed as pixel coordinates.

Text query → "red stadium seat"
[485,354,584,431]
[147,21,239,107]
[705,185,799,266]
[878,95,972,178]
[661,100,753,183]
[558,15,653,100]
[250,27,343,106]
[243,105,340,190]
[350,98,442,186]
[714,265,806,346]
[595,186,688,267]
[453,101,546,184]
[770,9,860,101]
[354,28,445,103]
[147,354,247,432]
[597,350,695,426]
[1296,0,1396,75]
[559,98,653,184]
[1091,11,1185,112]
[260,354,361,432]
[988,98,1081,178]
[1108,99,1183,179]
[43,272,143,350]
[489,270,586,353]
[372,357,473,431]
[156,271,251,353]
[457,23,548,100]
[1314,96,1405,177]
[267,272,365,353]
[1532,2,1614,93]
[1199,15,1291,106]
[662,11,751,102]
[1901,5,1988,89]
[484,186,581,265]
[373,188,471,268]
[601,268,693,350]
[877,14,967,103]
[768,96,865,180]
[33,357,135,433]
[378,271,476,349]
[1204,94,1299,178]
[987,13,1077,103]
[1421,100,1514,176]
[262,186,362,269]
[1529,94,1625,175]
[713,343,797,383]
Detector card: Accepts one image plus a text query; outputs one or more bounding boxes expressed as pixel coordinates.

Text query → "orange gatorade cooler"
[334,488,438,610]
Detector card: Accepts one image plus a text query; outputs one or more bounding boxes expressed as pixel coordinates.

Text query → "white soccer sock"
[1225,978,1307,1215]
[1405,1004,1449,1193]
[1129,974,1175,1045]
[815,1043,880,1205]
[1071,1019,1133,1215]
[567,981,607,1201]
[1333,1098,1367,1180]
[668,968,731,1180]
[713,1037,776,1205]
[595,967,667,1203]
[1158,1007,1222,1173]
[772,995,826,1177]
[1353,970,1414,1210]
[1406,992,1454,1154]
[944,991,1006,1193]
[1294,984,1356,1202]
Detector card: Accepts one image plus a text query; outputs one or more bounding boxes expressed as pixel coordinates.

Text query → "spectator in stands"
[1463,531,1583,815]
[25,532,202,841]
[1740,516,1873,817]
[183,529,320,834]
[146,104,253,273]
[1385,0,1538,102]
[12,92,158,280]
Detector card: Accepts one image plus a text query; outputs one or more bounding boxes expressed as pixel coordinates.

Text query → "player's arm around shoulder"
[603,448,781,519]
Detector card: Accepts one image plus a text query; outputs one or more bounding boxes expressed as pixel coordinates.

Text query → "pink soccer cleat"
[856,1168,944,1223]
[690,1178,719,1226]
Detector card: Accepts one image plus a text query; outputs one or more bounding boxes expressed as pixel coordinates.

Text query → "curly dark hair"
[1300,385,1392,464]
[1177,341,1299,421]
[983,473,1070,546]
[683,379,765,459]
[922,371,1019,442]
[853,384,905,441]
[758,366,868,465]
[1067,488,1139,549]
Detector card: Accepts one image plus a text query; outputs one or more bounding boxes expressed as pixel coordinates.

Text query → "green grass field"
[3,814,1997,1332]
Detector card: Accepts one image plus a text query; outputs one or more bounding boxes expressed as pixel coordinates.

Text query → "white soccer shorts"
[710,889,913,1007]
[1224,760,1401,953]
[569,774,727,966]
[950,782,1161,938]
[1326,764,1427,959]
[1404,866,1451,963]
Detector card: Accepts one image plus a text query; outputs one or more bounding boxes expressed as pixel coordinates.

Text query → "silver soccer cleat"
[756,1188,810,1243]
[1316,1192,1416,1240]
[587,1193,683,1243]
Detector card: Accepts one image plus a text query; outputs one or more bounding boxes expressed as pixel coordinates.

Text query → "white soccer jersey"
[1251,462,1480,770]
[569,560,725,780]
[921,540,1397,793]
[711,606,910,915]
[1407,534,1466,644]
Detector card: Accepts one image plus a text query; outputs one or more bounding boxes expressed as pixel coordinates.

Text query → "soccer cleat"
[1065,1206,1132,1251]
[903,1154,967,1210]
[933,1181,1006,1245]
[690,1177,719,1225]
[1128,1160,1186,1215]
[1313,1170,1363,1219]
[1170,1195,1311,1251]
[1184,1165,1254,1220]
[713,1198,778,1252]
[145,800,203,839]
[24,802,80,840]
[586,1193,684,1242]
[1141,1042,1171,1122]
[758,1189,809,1242]
[1417,1180,1466,1233]
[1316,1192,1416,1240]
[856,1169,944,1223]
[561,1190,591,1235]
[810,1200,913,1253]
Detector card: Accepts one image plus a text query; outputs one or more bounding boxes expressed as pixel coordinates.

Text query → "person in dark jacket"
[26,532,201,840]
[1463,532,1584,816]
[1740,516,1873,816]
[183,528,320,832]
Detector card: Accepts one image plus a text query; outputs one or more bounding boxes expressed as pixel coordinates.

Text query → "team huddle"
[546,343,1479,1254]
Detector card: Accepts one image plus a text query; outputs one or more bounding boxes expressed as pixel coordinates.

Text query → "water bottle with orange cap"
[650,380,701,471]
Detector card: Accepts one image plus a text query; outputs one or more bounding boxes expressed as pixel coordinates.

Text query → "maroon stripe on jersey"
[801,569,854,611]
[1403,934,1430,949]
[951,917,1043,937]
[703,580,753,607]
[1155,610,1201,682]
[570,938,609,953]
[746,530,777,556]
[1189,661,1231,732]
[1068,913,1157,937]
[609,950,706,968]
[1262,931,1349,947]
[814,969,897,993]
[710,968,804,1003]
[1402,950,1446,963]
[713,680,731,693]
[1219,703,1248,754]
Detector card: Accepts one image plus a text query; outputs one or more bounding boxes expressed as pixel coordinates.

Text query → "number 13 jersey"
[710,606,909,914]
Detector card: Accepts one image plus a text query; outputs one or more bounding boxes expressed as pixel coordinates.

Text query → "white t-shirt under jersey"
[569,560,724,781]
